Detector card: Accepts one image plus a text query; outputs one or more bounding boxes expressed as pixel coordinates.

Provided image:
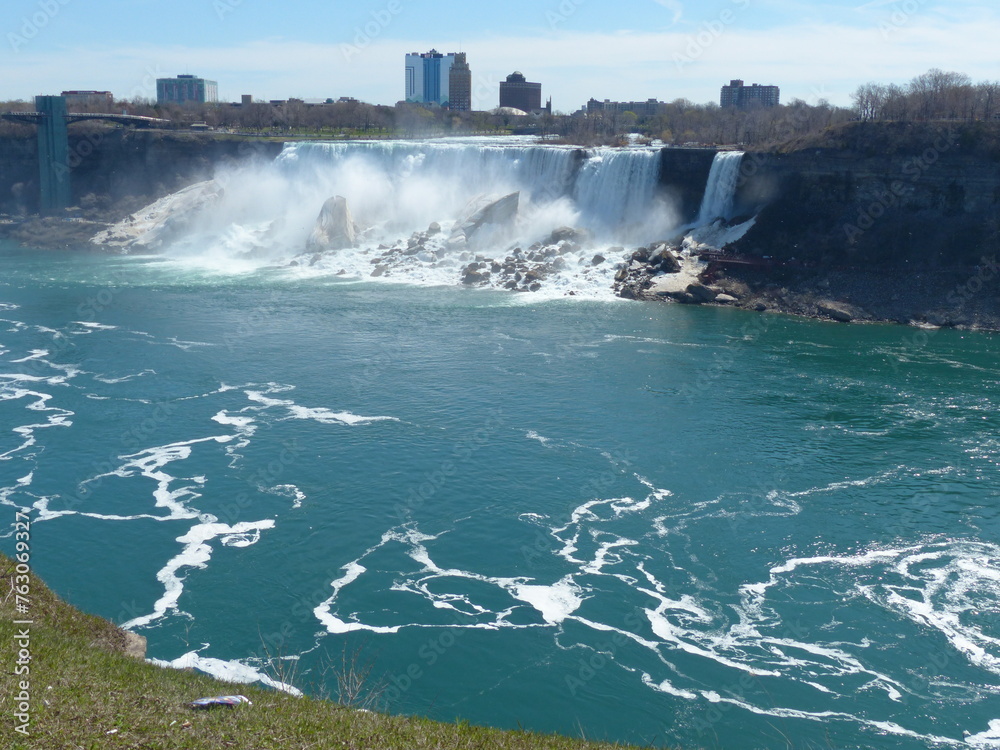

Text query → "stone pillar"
[35,95,71,214]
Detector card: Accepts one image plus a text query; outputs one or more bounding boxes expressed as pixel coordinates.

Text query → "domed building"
[499,71,542,113]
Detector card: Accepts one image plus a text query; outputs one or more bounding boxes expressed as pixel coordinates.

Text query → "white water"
[697,150,744,225]
[97,139,681,298]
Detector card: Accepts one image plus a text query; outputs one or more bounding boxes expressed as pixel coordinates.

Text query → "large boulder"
[90,180,224,251]
[450,192,519,246]
[650,244,682,273]
[307,196,357,251]
[817,300,854,322]
[686,282,718,303]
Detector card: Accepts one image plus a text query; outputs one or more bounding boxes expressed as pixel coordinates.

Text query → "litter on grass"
[187,695,253,709]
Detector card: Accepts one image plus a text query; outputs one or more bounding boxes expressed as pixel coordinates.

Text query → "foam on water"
[301,435,1000,748]
[123,519,276,630]
[3,248,999,748]
[265,484,305,509]
[150,650,301,696]
[512,577,584,624]
[967,720,1000,748]
[244,386,399,426]
[93,369,157,384]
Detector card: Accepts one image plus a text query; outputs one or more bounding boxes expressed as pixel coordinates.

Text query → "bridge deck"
[65,113,171,126]
[2,112,171,127]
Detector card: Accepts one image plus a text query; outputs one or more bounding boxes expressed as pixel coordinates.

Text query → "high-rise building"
[499,72,542,113]
[405,50,457,107]
[448,53,472,112]
[720,79,780,109]
[156,75,219,105]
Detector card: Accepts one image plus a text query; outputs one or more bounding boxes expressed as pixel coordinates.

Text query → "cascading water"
[276,140,584,221]
[697,150,744,225]
[573,148,666,240]
[97,139,680,297]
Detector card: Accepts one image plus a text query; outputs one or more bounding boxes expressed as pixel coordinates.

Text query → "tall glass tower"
[404,50,458,107]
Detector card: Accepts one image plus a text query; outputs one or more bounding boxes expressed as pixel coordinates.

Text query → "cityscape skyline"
[1,0,997,110]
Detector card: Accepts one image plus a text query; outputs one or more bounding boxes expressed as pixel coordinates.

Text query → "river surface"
[2,242,999,749]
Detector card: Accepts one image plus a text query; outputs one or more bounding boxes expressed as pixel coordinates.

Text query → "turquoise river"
[2,139,1000,749]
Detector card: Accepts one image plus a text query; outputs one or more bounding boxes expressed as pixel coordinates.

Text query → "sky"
[0,0,997,111]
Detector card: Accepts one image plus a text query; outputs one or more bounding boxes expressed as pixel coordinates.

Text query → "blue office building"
[405,50,457,107]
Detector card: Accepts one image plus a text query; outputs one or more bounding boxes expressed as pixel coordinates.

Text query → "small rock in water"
[547,226,589,245]
[591,254,606,266]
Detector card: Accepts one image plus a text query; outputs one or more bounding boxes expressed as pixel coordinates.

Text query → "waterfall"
[276,140,582,210]
[102,138,678,297]
[697,151,744,225]
[573,148,662,238]
[274,140,668,237]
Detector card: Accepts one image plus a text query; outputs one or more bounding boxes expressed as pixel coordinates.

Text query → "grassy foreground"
[1,554,647,750]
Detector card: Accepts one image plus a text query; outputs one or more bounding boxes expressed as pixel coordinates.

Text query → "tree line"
[0,94,853,147]
[2,69,997,146]
[852,69,1000,123]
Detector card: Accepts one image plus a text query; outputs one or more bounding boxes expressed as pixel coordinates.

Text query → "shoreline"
[0,552,647,750]
[615,249,1000,333]
[4,216,998,334]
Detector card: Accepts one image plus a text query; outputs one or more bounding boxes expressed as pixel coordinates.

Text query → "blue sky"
[1,0,997,110]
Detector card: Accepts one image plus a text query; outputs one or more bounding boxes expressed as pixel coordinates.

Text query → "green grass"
[0,554,650,750]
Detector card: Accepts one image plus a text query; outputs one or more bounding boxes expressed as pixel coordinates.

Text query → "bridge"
[1,96,171,213]
[3,112,170,127]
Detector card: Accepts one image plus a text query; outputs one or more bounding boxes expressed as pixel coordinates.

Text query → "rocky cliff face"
[637,125,1000,328]
[698,126,1000,327]
[0,130,283,216]
[0,136,38,215]
[658,148,716,223]
[731,131,1000,269]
